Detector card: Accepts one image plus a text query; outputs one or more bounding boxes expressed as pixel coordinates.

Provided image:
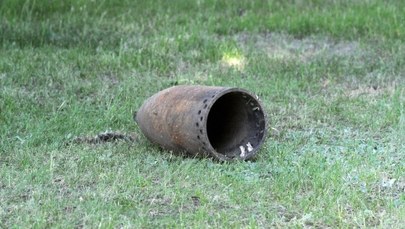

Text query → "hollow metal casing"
[135,85,267,161]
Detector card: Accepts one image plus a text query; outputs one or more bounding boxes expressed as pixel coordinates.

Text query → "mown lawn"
[1,0,404,227]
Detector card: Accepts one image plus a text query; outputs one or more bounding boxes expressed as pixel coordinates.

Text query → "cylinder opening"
[206,91,266,158]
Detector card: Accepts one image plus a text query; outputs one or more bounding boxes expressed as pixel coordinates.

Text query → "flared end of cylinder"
[203,89,267,160]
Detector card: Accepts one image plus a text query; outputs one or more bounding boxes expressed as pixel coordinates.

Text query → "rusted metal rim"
[197,88,267,161]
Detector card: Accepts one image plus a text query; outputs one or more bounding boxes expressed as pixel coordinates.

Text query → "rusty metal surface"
[135,85,267,161]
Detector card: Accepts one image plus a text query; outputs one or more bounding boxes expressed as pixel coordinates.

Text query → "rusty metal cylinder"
[135,85,267,161]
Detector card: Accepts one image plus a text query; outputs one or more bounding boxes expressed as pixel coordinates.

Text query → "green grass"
[1,0,404,227]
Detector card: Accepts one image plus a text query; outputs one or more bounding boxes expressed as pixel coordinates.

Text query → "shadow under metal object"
[135,85,267,161]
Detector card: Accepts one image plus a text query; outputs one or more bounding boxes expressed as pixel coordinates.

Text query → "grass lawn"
[1,0,404,227]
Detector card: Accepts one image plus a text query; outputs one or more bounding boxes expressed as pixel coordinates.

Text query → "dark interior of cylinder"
[206,92,266,157]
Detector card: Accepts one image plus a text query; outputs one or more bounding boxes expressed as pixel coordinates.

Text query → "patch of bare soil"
[372,172,405,199]
[346,84,398,98]
[100,72,120,87]
[236,32,404,97]
[236,32,364,62]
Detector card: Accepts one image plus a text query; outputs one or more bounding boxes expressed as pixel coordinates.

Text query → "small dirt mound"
[69,131,137,145]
